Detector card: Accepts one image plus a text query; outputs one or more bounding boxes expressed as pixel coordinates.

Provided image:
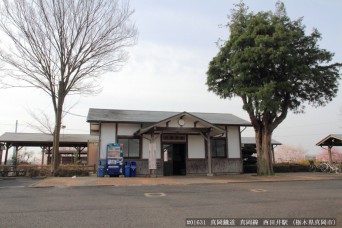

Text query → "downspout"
[98,122,102,161]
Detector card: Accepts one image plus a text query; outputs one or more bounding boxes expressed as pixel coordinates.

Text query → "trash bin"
[98,160,106,177]
[125,161,131,177]
[131,161,136,177]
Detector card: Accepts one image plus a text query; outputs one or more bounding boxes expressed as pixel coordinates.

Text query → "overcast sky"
[1,0,341,158]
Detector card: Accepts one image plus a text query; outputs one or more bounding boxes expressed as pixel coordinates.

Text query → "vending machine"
[106,143,123,177]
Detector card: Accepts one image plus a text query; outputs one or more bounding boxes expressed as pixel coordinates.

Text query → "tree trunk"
[51,82,65,175]
[256,124,274,176]
[51,103,63,174]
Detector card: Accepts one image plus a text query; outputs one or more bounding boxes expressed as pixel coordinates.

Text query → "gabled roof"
[87,108,251,126]
[0,133,98,147]
[316,134,342,147]
[137,112,225,136]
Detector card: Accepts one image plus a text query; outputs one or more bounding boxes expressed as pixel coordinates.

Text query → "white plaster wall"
[100,123,116,159]
[117,123,140,135]
[142,138,150,159]
[168,118,182,127]
[188,135,205,158]
[227,126,241,158]
[142,136,161,159]
[168,116,195,128]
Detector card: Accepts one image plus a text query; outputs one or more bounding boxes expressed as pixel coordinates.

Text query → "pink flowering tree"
[274,145,307,163]
[316,148,342,163]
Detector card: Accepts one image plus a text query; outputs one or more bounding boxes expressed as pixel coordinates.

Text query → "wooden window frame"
[117,136,141,159]
[210,137,227,158]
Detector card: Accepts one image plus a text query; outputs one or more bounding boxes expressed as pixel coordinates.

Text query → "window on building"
[210,138,226,158]
[117,137,140,158]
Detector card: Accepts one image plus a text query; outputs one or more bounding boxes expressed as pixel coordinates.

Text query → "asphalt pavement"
[0,179,341,228]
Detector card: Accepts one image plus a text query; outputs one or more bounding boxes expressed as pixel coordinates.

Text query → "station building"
[87,108,252,176]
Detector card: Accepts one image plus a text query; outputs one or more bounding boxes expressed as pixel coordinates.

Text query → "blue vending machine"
[106,143,123,177]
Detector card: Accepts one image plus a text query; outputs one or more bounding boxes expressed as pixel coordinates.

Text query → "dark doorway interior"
[163,143,186,176]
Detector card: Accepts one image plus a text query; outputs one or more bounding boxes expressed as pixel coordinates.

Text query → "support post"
[41,147,45,165]
[328,146,333,165]
[47,147,52,165]
[4,143,11,165]
[200,130,213,176]
[0,144,3,165]
[149,133,157,178]
[207,132,213,176]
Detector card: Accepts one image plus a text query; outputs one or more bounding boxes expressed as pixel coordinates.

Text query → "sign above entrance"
[162,134,186,143]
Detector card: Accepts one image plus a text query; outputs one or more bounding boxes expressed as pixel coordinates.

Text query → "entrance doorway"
[163,144,186,176]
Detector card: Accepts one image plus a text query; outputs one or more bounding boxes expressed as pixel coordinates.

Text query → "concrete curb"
[27,173,342,188]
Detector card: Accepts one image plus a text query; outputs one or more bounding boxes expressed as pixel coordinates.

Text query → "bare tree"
[27,109,55,134]
[15,148,37,164]
[0,0,137,174]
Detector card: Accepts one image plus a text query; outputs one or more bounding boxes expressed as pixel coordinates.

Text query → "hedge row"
[27,167,89,177]
[244,163,310,173]
[53,168,90,177]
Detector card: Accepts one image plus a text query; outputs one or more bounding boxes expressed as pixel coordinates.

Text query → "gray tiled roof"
[87,108,251,126]
[0,132,98,147]
[316,134,342,146]
[241,137,282,145]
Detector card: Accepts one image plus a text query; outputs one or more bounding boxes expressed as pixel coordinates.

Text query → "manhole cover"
[250,189,268,192]
[144,193,166,197]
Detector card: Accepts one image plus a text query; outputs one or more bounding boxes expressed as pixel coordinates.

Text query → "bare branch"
[27,108,54,134]
[0,0,137,173]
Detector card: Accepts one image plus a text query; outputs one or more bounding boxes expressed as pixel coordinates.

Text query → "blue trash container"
[125,161,131,177]
[97,160,106,177]
[131,161,136,177]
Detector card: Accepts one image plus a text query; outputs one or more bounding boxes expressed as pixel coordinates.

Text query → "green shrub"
[274,163,309,172]
[28,167,51,178]
[244,162,310,173]
[53,168,89,177]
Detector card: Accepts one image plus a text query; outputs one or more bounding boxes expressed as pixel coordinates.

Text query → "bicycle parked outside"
[309,160,341,173]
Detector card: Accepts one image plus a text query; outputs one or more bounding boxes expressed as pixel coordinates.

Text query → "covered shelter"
[0,132,98,165]
[241,137,282,164]
[316,134,342,164]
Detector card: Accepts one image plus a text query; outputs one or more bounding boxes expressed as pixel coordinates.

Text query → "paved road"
[0,179,341,227]
[0,177,39,189]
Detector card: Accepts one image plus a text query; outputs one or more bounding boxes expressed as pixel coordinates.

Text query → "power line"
[62,110,87,118]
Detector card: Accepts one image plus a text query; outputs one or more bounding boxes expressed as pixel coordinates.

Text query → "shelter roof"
[87,108,252,126]
[0,133,98,147]
[241,137,282,146]
[316,134,342,147]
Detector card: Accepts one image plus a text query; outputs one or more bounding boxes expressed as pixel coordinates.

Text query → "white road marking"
[250,188,268,192]
[144,192,166,197]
